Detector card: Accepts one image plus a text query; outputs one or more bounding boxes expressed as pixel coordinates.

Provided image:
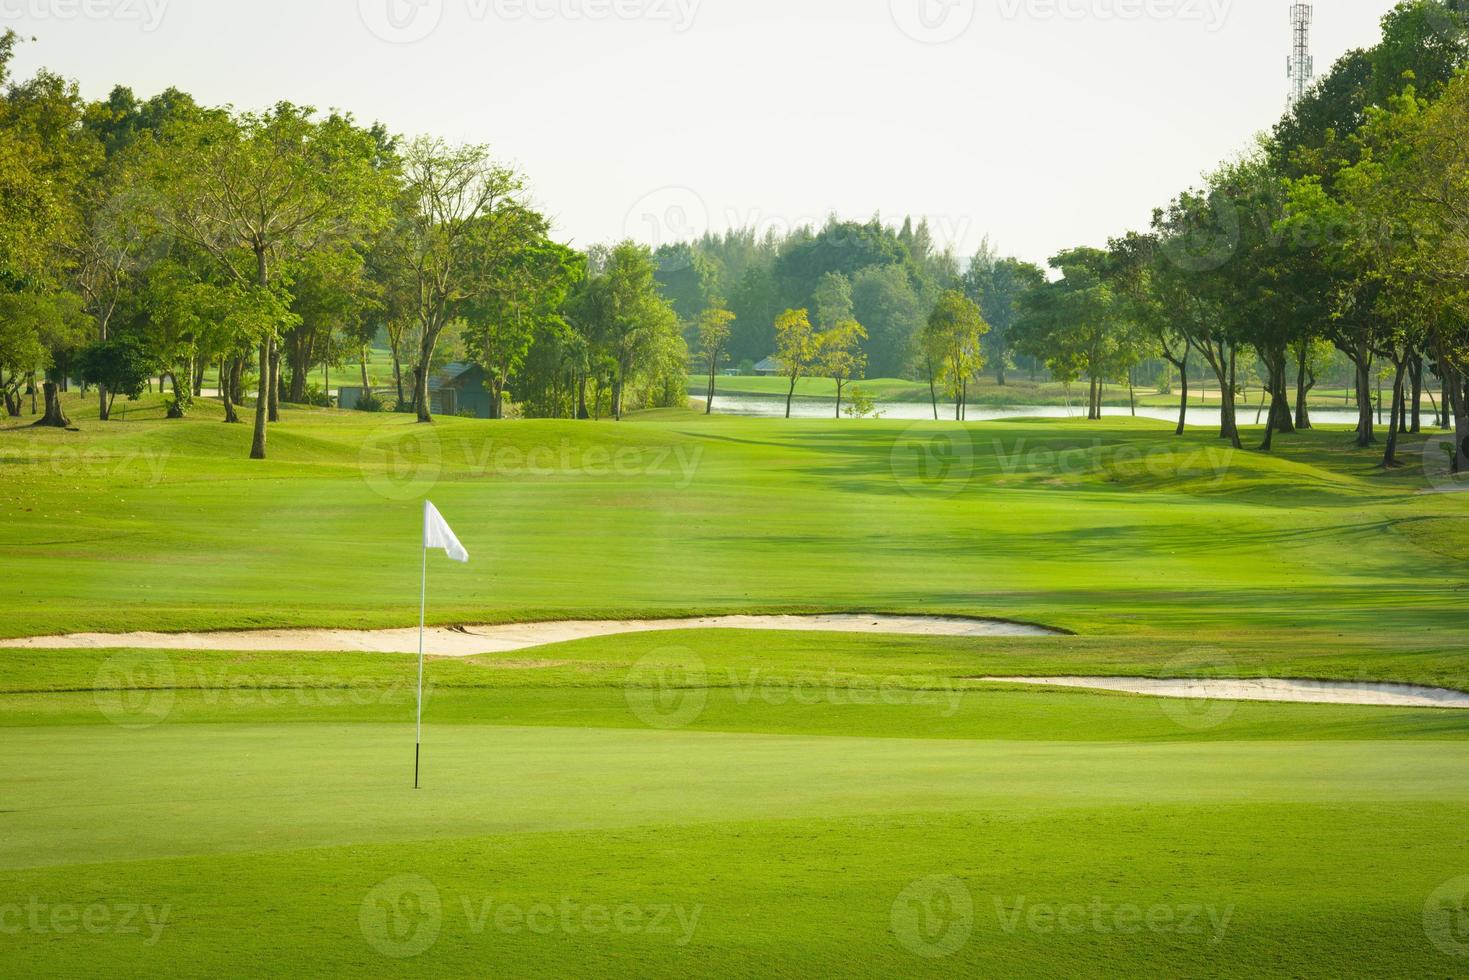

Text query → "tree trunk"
[360,349,371,392]
[268,341,282,422]
[1128,368,1136,418]
[926,359,939,422]
[1409,352,1423,434]
[785,375,796,420]
[288,351,308,405]
[166,370,187,419]
[1174,358,1189,436]
[1382,357,1407,468]
[1294,342,1313,431]
[35,382,70,428]
[222,358,240,424]
[1447,368,1469,474]
[414,363,432,424]
[249,342,270,458]
[835,379,844,420]
[1352,355,1375,447]
[706,358,717,416]
[577,374,590,420]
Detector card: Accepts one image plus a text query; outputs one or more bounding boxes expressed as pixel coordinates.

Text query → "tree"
[774,308,817,419]
[965,242,1044,386]
[596,242,680,421]
[813,272,854,330]
[852,264,923,379]
[924,290,989,421]
[818,318,868,419]
[397,137,521,423]
[76,334,155,418]
[461,229,582,419]
[1015,250,1118,423]
[696,306,735,415]
[148,105,393,457]
[0,291,88,423]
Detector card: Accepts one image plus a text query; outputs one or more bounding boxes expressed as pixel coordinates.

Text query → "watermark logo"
[461,895,701,945]
[892,876,974,958]
[1160,190,1240,273]
[0,899,170,945]
[624,187,709,269]
[624,647,709,729]
[358,0,446,43]
[1421,431,1469,495]
[890,0,976,44]
[1425,876,1469,958]
[358,0,701,43]
[891,425,975,495]
[94,652,176,730]
[0,0,170,31]
[995,0,1232,31]
[360,420,443,500]
[1158,647,1240,731]
[995,896,1233,942]
[360,875,443,959]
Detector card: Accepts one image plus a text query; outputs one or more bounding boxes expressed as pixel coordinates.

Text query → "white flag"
[423,501,469,563]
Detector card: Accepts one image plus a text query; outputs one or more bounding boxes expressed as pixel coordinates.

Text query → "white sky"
[6,0,1402,266]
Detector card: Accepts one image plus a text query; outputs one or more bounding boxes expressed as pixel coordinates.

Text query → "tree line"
[1009,0,1469,473]
[0,32,687,458]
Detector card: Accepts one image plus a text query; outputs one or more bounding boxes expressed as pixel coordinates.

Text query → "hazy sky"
[7,0,1402,267]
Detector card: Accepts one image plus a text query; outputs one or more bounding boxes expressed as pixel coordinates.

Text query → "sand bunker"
[0,614,1058,659]
[980,676,1469,710]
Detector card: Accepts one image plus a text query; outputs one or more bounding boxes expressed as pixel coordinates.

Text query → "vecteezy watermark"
[624,648,710,729]
[456,438,704,488]
[94,652,177,730]
[460,895,701,947]
[994,896,1234,943]
[360,420,444,501]
[0,0,169,31]
[360,875,444,959]
[890,426,976,496]
[357,0,701,43]
[987,436,1235,485]
[625,187,710,269]
[358,875,701,958]
[623,649,967,730]
[996,0,1232,31]
[890,0,977,44]
[359,426,706,500]
[1421,430,1469,495]
[1157,647,1241,731]
[0,899,170,946]
[184,669,438,710]
[891,876,975,958]
[3,440,172,487]
[1425,876,1469,958]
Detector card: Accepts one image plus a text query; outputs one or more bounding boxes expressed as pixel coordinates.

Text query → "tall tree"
[148,104,393,456]
[774,308,817,419]
[696,305,735,415]
[396,137,520,423]
[924,290,989,421]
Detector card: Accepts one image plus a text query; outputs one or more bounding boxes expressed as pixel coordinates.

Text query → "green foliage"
[75,334,155,403]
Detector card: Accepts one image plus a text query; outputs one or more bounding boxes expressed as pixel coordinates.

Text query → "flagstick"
[415,541,427,790]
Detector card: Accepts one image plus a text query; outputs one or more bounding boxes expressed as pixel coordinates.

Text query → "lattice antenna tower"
[1288,3,1315,107]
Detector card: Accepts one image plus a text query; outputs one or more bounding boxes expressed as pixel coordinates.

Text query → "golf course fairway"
[3,398,1468,976]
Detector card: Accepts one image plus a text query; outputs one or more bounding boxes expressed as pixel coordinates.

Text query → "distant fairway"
[2,394,1468,975]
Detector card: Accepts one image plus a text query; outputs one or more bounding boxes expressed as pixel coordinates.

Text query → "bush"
[301,384,332,408]
[354,392,386,413]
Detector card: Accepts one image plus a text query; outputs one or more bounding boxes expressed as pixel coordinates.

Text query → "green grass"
[3,391,1468,975]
